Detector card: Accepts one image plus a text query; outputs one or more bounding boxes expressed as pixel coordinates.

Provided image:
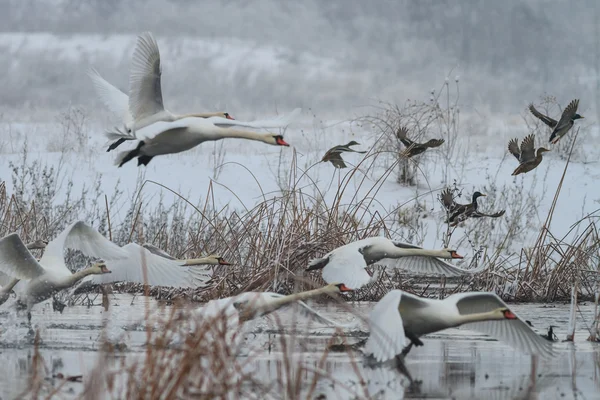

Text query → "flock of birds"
[1,30,584,385]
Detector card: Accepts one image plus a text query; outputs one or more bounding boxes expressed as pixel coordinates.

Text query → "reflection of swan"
[0,222,127,323]
[365,290,555,365]
[305,237,479,289]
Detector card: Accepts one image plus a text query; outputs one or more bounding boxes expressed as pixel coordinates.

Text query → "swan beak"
[100,266,112,274]
[226,113,235,120]
[451,251,464,259]
[338,283,353,292]
[218,259,232,266]
[502,309,517,320]
[275,136,290,146]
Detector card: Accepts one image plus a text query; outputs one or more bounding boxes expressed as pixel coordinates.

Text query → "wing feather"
[321,246,372,290]
[507,138,521,161]
[378,256,487,277]
[128,32,165,122]
[210,108,301,129]
[87,67,132,126]
[364,290,406,362]
[0,233,46,280]
[519,134,536,163]
[452,292,554,358]
[528,104,557,128]
[440,188,457,211]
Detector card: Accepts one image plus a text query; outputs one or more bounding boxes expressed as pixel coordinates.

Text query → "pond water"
[0,295,598,399]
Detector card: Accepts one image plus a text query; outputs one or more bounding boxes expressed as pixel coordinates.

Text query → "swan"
[0,239,48,305]
[87,67,234,152]
[77,242,232,289]
[305,237,484,290]
[365,290,555,364]
[110,108,300,167]
[0,221,128,322]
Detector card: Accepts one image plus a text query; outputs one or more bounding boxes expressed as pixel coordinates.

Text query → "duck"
[321,141,367,168]
[396,127,444,157]
[508,134,550,176]
[77,243,231,289]
[110,108,300,167]
[441,188,505,226]
[0,221,128,324]
[364,289,555,365]
[305,237,484,290]
[528,100,584,144]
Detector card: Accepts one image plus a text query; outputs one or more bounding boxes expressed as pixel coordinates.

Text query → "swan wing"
[141,243,177,260]
[40,221,128,276]
[321,246,371,290]
[128,32,165,122]
[378,256,485,277]
[82,243,213,288]
[0,233,47,280]
[87,67,133,126]
[365,289,406,362]
[452,292,555,358]
[209,108,302,129]
[124,118,194,141]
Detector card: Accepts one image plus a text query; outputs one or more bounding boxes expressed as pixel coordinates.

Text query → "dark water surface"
[0,296,598,399]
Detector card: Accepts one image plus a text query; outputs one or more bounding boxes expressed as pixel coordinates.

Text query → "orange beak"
[226,114,235,120]
[276,137,290,147]
[338,284,353,292]
[451,251,463,259]
[503,310,517,320]
[218,259,232,266]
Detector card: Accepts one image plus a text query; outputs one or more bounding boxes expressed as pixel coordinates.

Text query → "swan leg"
[118,141,145,167]
[107,138,127,152]
[394,354,420,391]
[137,155,154,166]
[405,331,424,347]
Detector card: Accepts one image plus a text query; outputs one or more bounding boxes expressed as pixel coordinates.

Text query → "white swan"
[305,237,483,289]
[78,242,231,289]
[365,290,555,364]
[87,67,234,152]
[0,221,128,321]
[110,108,300,167]
[0,239,48,305]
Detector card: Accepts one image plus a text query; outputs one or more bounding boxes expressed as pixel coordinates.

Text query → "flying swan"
[305,237,484,290]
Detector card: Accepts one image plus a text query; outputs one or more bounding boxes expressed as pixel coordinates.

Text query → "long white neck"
[180,257,218,266]
[455,310,504,326]
[212,128,275,144]
[59,268,99,290]
[389,247,448,258]
[238,285,339,322]
[0,277,20,294]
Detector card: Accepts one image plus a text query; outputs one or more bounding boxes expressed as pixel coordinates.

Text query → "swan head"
[494,307,517,320]
[268,135,290,147]
[330,283,353,293]
[91,262,111,274]
[223,112,234,120]
[443,249,463,259]
[206,255,232,266]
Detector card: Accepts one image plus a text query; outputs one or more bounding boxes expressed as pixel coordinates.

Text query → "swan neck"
[1,278,20,293]
[181,257,215,266]
[68,268,97,286]
[393,248,442,257]
[217,129,268,142]
[456,310,502,325]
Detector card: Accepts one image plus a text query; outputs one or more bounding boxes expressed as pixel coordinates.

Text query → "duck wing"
[322,151,347,168]
[471,209,506,219]
[519,134,536,163]
[528,104,557,128]
[396,127,415,148]
[451,292,555,358]
[440,188,458,212]
[549,99,579,143]
[507,138,521,161]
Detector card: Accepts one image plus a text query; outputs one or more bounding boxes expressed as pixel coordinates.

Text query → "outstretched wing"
[528,104,557,128]
[142,243,177,260]
[320,244,372,290]
[378,256,486,277]
[425,138,445,148]
[507,138,521,161]
[128,32,165,122]
[209,108,301,129]
[87,68,133,126]
[519,134,536,163]
[440,188,457,212]
[451,292,554,358]
[364,290,406,363]
[322,151,347,168]
[40,221,128,277]
[0,233,46,280]
[560,99,580,121]
[396,127,414,147]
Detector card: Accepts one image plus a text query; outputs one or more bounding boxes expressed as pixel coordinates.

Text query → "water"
[0,295,598,399]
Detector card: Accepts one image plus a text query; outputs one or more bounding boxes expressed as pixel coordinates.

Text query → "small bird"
[528,100,584,144]
[321,141,366,168]
[508,134,550,176]
[396,127,444,157]
[441,189,505,226]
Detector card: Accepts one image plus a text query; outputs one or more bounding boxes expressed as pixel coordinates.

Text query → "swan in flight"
[365,290,555,365]
[0,221,127,323]
[110,107,300,167]
[0,239,48,305]
[305,237,483,290]
[77,242,231,289]
[87,67,233,152]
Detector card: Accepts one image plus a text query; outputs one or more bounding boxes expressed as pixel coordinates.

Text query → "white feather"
[364,290,406,362]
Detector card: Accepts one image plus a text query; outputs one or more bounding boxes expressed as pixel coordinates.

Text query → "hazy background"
[1,0,598,121]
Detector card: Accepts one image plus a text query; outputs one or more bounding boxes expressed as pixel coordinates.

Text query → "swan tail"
[105,125,136,141]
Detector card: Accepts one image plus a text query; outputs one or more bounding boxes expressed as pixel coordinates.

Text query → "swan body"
[78,243,231,289]
[305,237,480,290]
[365,290,555,363]
[111,109,300,167]
[87,67,233,152]
[0,222,127,317]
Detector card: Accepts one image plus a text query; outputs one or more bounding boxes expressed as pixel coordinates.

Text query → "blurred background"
[1,0,597,121]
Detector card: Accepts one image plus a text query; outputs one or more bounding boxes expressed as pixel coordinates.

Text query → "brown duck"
[321,141,366,168]
[528,100,584,144]
[397,127,444,157]
[508,134,549,176]
[441,188,505,226]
